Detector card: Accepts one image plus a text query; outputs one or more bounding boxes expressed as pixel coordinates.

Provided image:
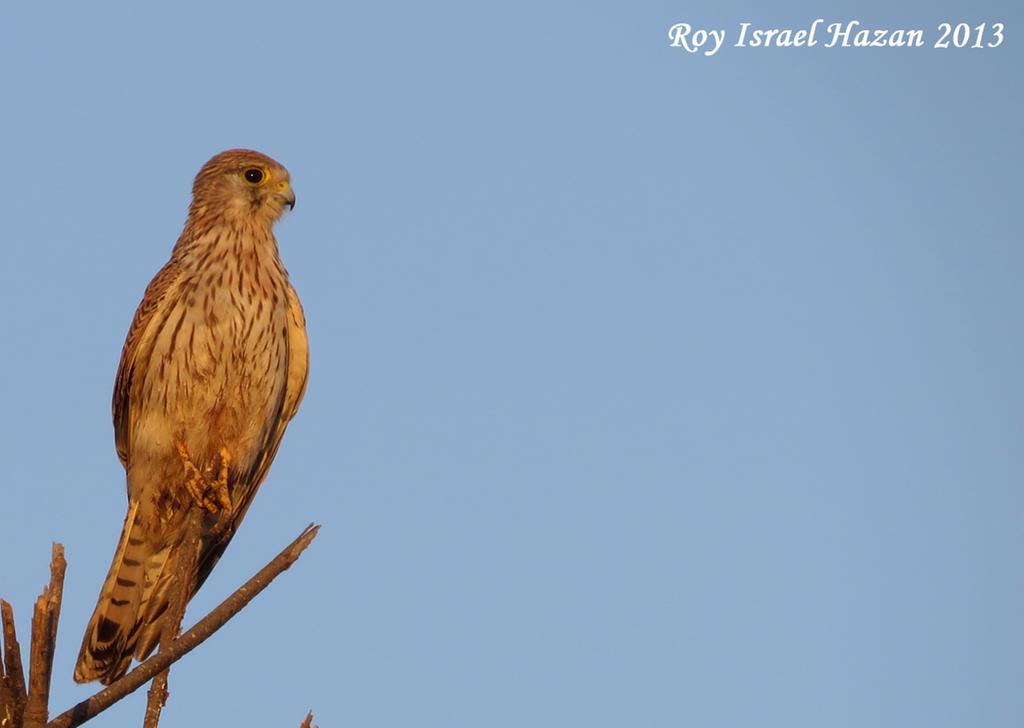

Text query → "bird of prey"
[74,149,309,684]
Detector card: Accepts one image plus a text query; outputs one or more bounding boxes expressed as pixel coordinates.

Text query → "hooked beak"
[276,181,296,210]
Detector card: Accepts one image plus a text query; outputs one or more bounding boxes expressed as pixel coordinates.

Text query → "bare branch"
[1,600,28,727]
[142,509,203,728]
[47,523,320,728]
[23,545,66,728]
[298,711,318,728]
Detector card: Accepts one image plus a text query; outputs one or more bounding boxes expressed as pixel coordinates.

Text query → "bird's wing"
[280,280,311,424]
[112,258,183,467]
[194,280,309,589]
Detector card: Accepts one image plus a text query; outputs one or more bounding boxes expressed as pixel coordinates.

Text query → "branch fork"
[1,523,319,728]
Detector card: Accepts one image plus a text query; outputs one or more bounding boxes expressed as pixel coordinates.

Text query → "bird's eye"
[243,168,265,184]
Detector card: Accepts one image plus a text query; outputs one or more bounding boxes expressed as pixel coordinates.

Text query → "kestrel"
[74,149,309,684]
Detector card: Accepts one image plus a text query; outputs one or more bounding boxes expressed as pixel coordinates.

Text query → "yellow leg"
[214,447,233,511]
[175,441,220,514]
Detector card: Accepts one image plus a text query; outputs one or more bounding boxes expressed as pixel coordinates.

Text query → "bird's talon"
[177,440,224,513]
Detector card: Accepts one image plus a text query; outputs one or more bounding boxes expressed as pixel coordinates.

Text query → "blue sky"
[1,2,1021,726]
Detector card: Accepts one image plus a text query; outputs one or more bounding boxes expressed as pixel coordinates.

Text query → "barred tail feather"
[74,500,170,684]
[131,552,184,662]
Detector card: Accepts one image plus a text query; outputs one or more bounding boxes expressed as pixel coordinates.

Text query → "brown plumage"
[74,149,309,684]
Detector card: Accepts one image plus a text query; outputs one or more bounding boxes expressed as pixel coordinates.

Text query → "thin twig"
[47,523,320,728]
[142,509,203,728]
[23,545,66,728]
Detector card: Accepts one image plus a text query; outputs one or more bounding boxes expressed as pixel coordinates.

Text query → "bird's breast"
[136,247,291,470]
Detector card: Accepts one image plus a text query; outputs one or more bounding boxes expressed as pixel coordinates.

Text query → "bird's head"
[189,149,296,226]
